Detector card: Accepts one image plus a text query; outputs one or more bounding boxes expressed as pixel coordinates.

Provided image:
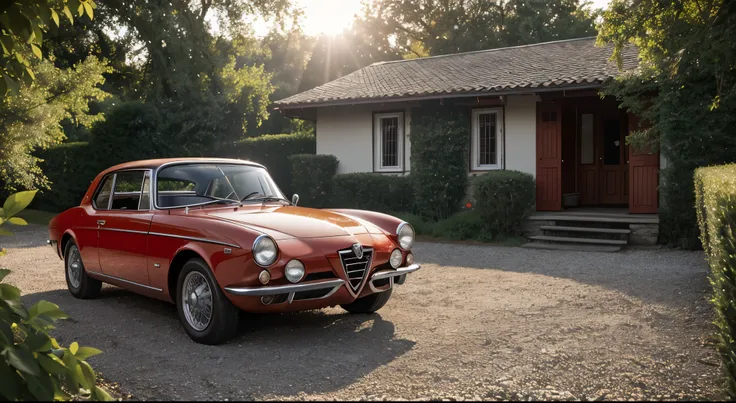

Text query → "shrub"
[1,191,112,401]
[330,173,414,212]
[429,210,488,240]
[472,170,535,237]
[289,154,339,208]
[221,132,316,197]
[33,142,95,212]
[695,164,736,397]
[410,104,469,220]
[34,101,171,212]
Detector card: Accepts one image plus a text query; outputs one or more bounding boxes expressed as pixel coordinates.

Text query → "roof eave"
[275,82,606,110]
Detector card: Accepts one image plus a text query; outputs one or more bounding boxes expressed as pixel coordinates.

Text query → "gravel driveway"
[0,225,726,400]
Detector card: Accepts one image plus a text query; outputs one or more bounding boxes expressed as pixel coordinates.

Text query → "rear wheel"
[176,258,239,345]
[64,242,102,299]
[341,288,393,314]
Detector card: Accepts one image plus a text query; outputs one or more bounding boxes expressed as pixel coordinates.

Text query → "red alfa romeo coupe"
[47,158,420,344]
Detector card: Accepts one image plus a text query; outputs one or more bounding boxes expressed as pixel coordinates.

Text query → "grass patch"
[15,209,57,226]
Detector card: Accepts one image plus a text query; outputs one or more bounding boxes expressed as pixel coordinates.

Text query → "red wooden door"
[598,111,628,204]
[536,102,562,211]
[628,114,659,213]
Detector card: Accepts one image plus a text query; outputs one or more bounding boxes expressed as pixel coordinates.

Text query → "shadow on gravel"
[22,286,415,400]
[413,242,709,309]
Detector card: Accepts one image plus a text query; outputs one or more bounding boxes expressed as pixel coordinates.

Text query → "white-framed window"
[373,112,404,172]
[471,107,504,171]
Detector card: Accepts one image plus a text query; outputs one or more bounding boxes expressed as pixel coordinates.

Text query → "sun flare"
[298,0,363,36]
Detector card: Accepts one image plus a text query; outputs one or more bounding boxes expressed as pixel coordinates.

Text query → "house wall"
[503,95,537,177]
[316,104,412,175]
[315,96,537,177]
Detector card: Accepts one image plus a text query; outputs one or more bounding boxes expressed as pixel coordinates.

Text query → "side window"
[94,175,113,210]
[111,171,145,210]
[138,172,151,210]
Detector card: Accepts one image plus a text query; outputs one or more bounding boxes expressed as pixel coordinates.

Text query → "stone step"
[521,242,622,253]
[540,225,631,234]
[527,214,659,224]
[528,235,628,246]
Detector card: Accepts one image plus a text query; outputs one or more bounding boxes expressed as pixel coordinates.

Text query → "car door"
[75,174,115,273]
[96,170,154,286]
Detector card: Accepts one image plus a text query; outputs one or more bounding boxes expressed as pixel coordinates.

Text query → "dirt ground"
[0,224,726,401]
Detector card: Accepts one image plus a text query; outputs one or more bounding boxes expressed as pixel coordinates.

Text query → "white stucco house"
[275,37,660,214]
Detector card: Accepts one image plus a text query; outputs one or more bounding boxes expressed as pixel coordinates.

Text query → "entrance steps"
[521,210,659,252]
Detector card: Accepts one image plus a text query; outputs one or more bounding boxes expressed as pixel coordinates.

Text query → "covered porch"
[534,92,660,214]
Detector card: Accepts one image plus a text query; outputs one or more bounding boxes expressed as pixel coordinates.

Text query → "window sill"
[470,166,502,172]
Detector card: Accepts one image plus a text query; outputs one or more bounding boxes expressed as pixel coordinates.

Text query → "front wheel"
[64,241,101,299]
[341,288,393,314]
[176,258,239,345]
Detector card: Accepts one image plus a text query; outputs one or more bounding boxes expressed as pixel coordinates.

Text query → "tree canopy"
[598,0,736,247]
[0,0,603,193]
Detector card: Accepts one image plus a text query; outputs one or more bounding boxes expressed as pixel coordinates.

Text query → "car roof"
[100,158,266,176]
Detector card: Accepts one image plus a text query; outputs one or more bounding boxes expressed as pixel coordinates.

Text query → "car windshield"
[155,163,287,208]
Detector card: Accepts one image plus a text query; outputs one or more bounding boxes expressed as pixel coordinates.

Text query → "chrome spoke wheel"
[182,271,213,331]
[67,246,82,289]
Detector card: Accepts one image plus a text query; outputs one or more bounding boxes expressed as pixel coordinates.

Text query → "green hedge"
[330,173,414,212]
[222,132,316,197]
[695,164,736,397]
[472,170,536,237]
[289,154,338,208]
[33,142,96,212]
[410,105,469,220]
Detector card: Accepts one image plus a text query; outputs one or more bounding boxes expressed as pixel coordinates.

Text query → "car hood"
[204,206,374,238]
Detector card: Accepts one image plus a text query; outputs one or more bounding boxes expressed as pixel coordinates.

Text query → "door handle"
[97,220,106,226]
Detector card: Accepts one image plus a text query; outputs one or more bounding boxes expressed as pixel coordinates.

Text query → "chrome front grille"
[338,247,374,292]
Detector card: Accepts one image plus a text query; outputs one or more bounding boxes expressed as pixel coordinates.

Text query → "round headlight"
[397,222,415,250]
[389,249,403,268]
[285,259,305,283]
[253,235,278,267]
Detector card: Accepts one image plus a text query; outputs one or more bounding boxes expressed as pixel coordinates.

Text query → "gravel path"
[0,225,726,400]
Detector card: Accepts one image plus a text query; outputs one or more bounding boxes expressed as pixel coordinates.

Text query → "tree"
[356,0,599,57]
[298,31,401,93]
[79,0,292,149]
[598,0,736,248]
[0,0,96,96]
[0,56,110,191]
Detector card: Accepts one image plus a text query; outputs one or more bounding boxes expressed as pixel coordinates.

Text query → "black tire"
[341,288,393,314]
[176,258,239,345]
[64,241,102,299]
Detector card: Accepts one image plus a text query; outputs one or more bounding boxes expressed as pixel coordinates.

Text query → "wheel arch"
[167,246,212,302]
[60,230,78,259]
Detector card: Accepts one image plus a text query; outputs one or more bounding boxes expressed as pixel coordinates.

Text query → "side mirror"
[291,194,299,206]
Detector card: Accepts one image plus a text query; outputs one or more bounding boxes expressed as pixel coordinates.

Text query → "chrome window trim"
[152,160,267,210]
[92,174,114,210]
[93,169,153,211]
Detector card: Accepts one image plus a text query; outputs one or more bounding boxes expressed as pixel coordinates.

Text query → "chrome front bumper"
[224,263,421,303]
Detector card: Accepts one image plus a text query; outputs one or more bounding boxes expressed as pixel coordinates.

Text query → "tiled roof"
[276,37,638,108]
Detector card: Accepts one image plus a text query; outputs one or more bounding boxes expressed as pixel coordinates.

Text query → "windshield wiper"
[200,196,240,206]
[242,195,290,205]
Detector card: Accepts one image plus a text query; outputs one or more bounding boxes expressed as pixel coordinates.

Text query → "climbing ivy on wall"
[410,103,470,220]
